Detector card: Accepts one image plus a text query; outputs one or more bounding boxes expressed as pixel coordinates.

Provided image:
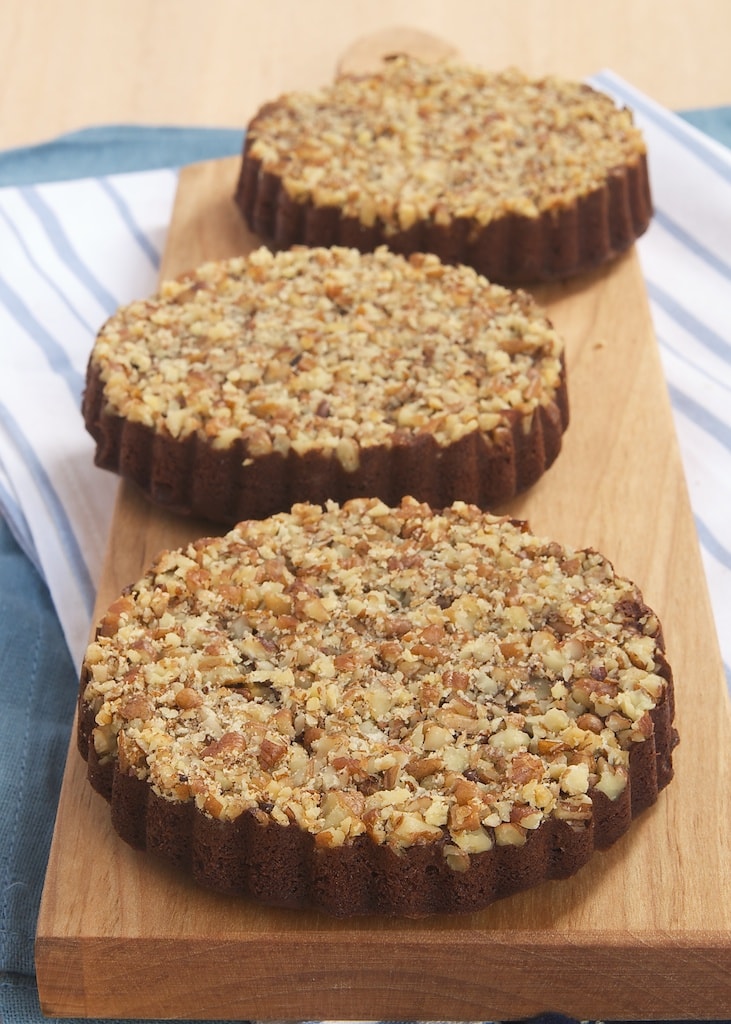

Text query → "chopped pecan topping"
[247,57,646,230]
[90,245,564,460]
[82,497,670,865]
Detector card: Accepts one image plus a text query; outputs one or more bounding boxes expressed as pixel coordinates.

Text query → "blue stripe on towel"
[694,511,731,574]
[652,209,731,280]
[0,276,84,402]
[666,382,731,452]
[647,280,731,368]
[655,326,731,397]
[0,402,95,615]
[19,185,119,315]
[0,204,97,336]
[97,176,162,270]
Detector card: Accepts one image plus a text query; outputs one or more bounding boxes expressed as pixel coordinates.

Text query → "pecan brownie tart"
[236,58,652,285]
[78,497,677,916]
[82,245,568,524]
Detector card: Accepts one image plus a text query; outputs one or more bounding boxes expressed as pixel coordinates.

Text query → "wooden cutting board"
[35,29,731,1022]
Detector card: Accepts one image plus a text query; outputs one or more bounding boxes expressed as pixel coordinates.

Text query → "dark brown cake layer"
[236,146,652,286]
[82,357,569,525]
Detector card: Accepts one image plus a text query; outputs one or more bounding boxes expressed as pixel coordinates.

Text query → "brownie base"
[82,358,569,525]
[235,141,652,286]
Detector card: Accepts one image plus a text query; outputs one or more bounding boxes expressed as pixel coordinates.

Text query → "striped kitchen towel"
[0,74,729,689]
[0,167,178,663]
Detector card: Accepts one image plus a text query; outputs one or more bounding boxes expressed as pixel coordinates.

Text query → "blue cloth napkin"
[0,125,244,187]
[680,106,731,149]
[1,107,730,1024]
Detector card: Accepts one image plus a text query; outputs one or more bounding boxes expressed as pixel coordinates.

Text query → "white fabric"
[0,168,177,663]
[0,75,729,689]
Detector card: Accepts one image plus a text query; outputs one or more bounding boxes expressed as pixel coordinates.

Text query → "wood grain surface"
[4,1,731,149]
[35,33,731,1022]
